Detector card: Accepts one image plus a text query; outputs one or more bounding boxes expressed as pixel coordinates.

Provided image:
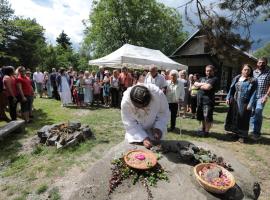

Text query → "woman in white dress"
[83,71,93,105]
[57,68,72,106]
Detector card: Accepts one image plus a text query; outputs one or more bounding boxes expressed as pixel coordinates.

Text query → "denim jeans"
[250,98,265,136]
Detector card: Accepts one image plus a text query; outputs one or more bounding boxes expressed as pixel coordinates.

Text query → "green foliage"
[253,42,270,61]
[83,0,187,58]
[0,0,16,64]
[0,0,47,70]
[56,30,72,49]
[2,154,30,177]
[0,1,86,71]
[48,187,61,200]
[7,18,47,69]
[110,157,168,189]
[36,183,48,194]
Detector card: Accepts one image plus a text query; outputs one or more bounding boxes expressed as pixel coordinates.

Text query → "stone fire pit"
[37,121,94,149]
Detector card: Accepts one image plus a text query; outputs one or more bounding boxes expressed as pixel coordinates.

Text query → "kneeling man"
[121,84,170,148]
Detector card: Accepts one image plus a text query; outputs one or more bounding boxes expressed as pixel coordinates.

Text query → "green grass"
[0,98,123,200]
[48,187,61,200]
[36,183,48,194]
[0,98,269,200]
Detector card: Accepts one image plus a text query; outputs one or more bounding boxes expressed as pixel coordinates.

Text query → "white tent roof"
[88,44,187,70]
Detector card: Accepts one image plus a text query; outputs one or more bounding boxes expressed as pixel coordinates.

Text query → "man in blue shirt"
[250,57,270,140]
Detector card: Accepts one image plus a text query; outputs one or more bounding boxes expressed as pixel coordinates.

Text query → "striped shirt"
[253,67,270,99]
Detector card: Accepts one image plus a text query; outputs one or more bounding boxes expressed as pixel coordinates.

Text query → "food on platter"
[124,149,157,170]
[199,165,231,187]
[194,163,235,194]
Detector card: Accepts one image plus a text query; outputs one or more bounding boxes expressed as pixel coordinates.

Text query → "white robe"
[121,83,170,143]
[59,76,72,105]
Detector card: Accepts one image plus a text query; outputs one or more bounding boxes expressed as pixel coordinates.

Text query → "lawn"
[0,98,269,200]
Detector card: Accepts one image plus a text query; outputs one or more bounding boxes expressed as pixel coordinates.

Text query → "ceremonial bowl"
[194,163,236,194]
[124,149,157,170]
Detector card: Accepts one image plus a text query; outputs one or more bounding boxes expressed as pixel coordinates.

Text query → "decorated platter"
[194,163,236,194]
[124,149,157,170]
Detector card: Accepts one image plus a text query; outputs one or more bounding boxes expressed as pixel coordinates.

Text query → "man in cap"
[121,84,170,149]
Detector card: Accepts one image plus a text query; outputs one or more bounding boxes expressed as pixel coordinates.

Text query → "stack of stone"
[37,121,93,149]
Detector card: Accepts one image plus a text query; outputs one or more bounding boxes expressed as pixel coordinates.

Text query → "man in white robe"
[121,84,170,148]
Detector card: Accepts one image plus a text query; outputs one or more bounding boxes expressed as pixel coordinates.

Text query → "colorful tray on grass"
[124,149,157,170]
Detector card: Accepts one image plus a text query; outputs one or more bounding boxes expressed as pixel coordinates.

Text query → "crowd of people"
[0,57,269,144]
[121,57,270,148]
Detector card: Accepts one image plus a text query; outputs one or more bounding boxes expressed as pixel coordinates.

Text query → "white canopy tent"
[88,44,187,70]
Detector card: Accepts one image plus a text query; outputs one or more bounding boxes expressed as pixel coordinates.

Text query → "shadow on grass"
[214,105,229,113]
[0,108,54,162]
[64,104,120,111]
[168,128,270,145]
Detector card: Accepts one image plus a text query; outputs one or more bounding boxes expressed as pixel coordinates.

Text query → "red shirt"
[119,72,133,88]
[17,75,33,96]
[3,75,17,97]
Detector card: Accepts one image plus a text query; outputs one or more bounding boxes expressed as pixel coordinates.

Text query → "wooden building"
[170,29,257,91]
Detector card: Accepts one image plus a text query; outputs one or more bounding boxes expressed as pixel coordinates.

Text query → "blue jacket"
[226,75,257,108]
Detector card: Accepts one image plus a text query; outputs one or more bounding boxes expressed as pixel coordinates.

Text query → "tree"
[7,18,47,70]
[83,0,187,58]
[179,0,270,56]
[253,42,270,61]
[42,44,57,71]
[0,0,18,64]
[56,30,72,49]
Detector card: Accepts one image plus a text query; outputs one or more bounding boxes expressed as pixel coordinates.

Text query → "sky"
[9,0,270,51]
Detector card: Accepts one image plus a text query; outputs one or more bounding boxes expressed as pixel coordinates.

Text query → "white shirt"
[144,73,167,89]
[121,83,170,143]
[166,80,185,103]
[33,72,44,83]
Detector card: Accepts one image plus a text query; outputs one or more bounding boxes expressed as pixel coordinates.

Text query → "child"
[72,86,80,106]
[93,79,101,105]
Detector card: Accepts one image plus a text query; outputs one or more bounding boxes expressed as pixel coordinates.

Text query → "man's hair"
[130,85,151,108]
[149,65,157,71]
[205,65,215,70]
[122,66,127,71]
[2,66,15,76]
[59,68,65,74]
[258,57,268,64]
[169,70,179,77]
